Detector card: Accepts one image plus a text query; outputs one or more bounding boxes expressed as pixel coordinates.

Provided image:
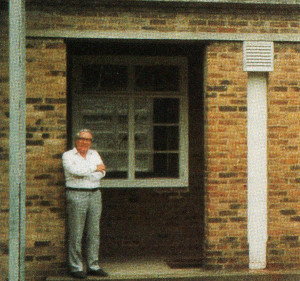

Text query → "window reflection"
[135,65,179,92]
[135,98,179,179]
[82,64,128,91]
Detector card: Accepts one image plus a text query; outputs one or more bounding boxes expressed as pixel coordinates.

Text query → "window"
[71,56,188,188]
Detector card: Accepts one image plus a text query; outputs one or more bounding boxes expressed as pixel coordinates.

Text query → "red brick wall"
[25,38,67,279]
[204,42,248,269]
[268,43,300,269]
[26,2,299,35]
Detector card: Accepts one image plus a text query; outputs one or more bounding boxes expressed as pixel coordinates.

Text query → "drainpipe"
[9,0,26,280]
[247,73,268,269]
[244,41,273,269]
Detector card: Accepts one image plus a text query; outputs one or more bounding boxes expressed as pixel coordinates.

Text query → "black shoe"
[87,268,108,277]
[70,271,86,279]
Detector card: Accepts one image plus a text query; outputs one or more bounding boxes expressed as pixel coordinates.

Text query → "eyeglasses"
[78,137,93,142]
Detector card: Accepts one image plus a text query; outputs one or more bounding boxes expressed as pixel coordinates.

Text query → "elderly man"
[62,129,108,279]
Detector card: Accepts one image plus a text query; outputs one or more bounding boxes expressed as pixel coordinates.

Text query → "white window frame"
[71,55,189,188]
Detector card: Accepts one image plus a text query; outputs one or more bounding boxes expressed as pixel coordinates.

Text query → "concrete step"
[47,272,300,281]
[46,258,300,281]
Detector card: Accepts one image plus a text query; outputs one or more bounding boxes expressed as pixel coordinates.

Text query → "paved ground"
[47,257,300,281]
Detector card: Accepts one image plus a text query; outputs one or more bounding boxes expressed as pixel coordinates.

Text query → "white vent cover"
[243,41,274,72]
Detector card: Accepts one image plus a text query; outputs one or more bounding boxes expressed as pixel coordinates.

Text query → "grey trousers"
[66,189,102,273]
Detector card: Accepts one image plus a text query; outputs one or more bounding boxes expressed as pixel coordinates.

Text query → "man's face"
[75,131,93,155]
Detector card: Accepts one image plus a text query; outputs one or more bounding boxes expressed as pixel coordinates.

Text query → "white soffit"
[243,41,274,72]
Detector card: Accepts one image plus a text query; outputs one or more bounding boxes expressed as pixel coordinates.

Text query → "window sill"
[101,178,188,188]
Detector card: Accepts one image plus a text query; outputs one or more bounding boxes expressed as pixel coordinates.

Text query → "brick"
[150,19,166,25]
[219,172,238,178]
[34,174,53,180]
[229,203,241,209]
[230,217,246,223]
[45,98,66,104]
[34,241,51,247]
[207,218,228,223]
[34,105,55,111]
[280,210,297,216]
[42,133,50,139]
[219,106,237,112]
[26,256,34,262]
[281,236,299,242]
[36,255,55,261]
[219,210,238,216]
[26,140,44,146]
[207,86,228,92]
[26,98,43,104]
[189,20,206,26]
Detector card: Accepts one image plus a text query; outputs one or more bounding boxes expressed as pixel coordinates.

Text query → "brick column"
[204,42,248,269]
[25,38,68,280]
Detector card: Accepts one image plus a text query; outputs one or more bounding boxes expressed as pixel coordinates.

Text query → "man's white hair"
[75,129,93,139]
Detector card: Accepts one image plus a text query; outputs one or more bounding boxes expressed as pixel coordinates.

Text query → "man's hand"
[96,164,106,172]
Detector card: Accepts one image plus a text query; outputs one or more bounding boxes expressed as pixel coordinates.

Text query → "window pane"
[153,153,179,178]
[135,153,153,173]
[153,98,179,124]
[93,133,115,150]
[135,97,180,179]
[135,65,179,92]
[83,114,112,124]
[135,134,151,150]
[134,98,153,174]
[101,152,128,179]
[83,97,129,179]
[94,133,128,151]
[82,64,128,91]
[154,126,179,151]
[135,153,179,178]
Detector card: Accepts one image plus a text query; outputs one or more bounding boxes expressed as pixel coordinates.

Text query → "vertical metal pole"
[9,0,26,280]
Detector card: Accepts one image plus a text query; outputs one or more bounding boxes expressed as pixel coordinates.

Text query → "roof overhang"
[1,0,299,9]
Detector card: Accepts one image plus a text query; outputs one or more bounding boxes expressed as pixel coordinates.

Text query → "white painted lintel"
[26,29,300,42]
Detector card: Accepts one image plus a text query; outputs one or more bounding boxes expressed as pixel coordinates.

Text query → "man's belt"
[66,187,100,192]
